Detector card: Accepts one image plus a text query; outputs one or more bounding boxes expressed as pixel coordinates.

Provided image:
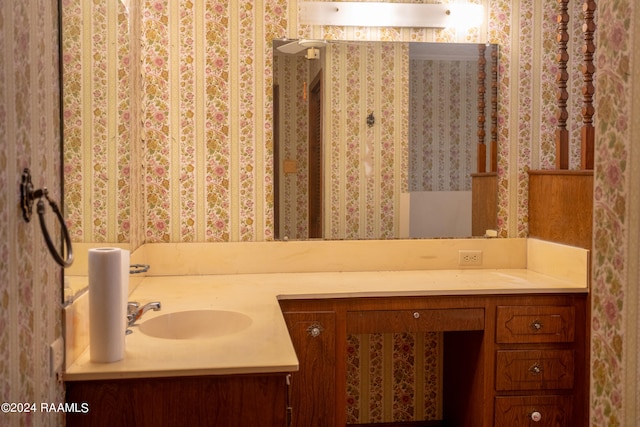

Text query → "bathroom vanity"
[65,291,587,427]
[63,238,589,426]
[281,292,587,426]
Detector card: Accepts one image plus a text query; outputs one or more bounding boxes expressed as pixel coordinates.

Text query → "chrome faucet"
[127,301,161,328]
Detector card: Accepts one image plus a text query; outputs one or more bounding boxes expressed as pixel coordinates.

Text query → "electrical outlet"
[50,337,64,376]
[459,250,483,266]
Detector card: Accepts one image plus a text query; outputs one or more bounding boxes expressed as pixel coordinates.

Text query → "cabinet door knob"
[530,411,542,422]
[530,320,543,331]
[307,324,324,337]
[413,312,420,319]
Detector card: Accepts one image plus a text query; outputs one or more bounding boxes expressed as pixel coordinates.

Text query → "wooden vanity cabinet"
[65,373,288,427]
[280,293,588,427]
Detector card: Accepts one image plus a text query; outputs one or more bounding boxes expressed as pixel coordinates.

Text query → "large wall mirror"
[273,39,498,240]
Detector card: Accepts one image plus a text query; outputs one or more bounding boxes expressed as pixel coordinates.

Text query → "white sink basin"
[138,309,252,339]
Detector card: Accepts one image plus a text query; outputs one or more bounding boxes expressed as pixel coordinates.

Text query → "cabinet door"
[66,375,288,427]
[283,311,336,427]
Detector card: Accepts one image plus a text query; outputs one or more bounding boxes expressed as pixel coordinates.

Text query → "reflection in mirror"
[273,40,498,241]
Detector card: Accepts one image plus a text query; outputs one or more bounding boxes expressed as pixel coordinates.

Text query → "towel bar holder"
[21,168,74,268]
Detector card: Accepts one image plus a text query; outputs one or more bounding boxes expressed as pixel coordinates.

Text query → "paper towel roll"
[88,248,129,363]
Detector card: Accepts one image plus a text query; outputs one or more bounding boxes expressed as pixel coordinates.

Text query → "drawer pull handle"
[530,320,543,331]
[529,363,543,375]
[307,324,324,337]
[413,312,420,319]
[530,411,542,422]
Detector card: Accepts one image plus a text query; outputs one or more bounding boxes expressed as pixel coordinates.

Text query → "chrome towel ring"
[21,168,74,268]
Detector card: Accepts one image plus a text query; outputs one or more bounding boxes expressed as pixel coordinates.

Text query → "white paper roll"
[88,248,129,363]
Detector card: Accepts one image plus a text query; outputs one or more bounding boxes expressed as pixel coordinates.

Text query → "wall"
[60,0,640,424]
[590,1,640,425]
[0,0,65,426]
[63,0,492,243]
[494,0,586,237]
[62,0,590,244]
[61,0,144,247]
[346,332,443,423]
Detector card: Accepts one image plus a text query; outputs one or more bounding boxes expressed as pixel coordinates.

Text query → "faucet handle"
[127,301,140,315]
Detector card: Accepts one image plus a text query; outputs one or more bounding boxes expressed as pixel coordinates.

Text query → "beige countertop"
[64,267,588,381]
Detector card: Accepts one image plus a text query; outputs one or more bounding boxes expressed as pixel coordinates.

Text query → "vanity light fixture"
[448,3,484,30]
[277,39,328,55]
[299,1,483,29]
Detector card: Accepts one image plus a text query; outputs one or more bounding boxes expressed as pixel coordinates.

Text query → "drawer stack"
[494,305,576,426]
[280,294,588,427]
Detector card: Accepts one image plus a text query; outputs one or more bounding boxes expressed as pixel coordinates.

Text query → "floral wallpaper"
[61,0,590,244]
[63,0,489,244]
[59,0,640,425]
[0,0,65,426]
[138,0,277,242]
[589,1,638,425]
[346,332,442,424]
[62,0,135,244]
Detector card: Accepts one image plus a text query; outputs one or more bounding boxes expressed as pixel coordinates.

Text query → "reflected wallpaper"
[274,42,408,240]
[408,57,478,192]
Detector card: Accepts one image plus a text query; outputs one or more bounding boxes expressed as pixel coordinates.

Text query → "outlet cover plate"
[459,250,483,266]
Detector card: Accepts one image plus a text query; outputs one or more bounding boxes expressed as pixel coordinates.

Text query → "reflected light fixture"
[448,3,484,30]
[299,1,483,28]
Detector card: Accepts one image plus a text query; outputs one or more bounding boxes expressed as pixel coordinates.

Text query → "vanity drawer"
[495,395,573,426]
[347,308,484,334]
[495,349,574,391]
[496,305,575,343]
